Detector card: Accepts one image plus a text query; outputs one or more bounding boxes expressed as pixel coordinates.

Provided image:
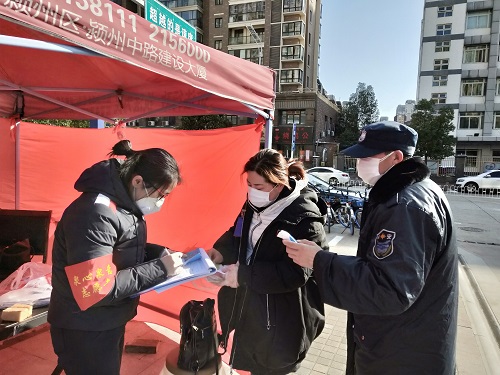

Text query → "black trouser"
[50,325,126,375]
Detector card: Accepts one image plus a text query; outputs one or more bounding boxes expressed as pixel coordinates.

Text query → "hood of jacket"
[74,158,140,214]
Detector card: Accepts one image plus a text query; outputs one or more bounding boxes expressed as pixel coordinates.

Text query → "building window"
[229,1,265,23]
[434,59,449,70]
[226,115,238,125]
[433,75,448,86]
[466,11,491,29]
[496,79,500,95]
[308,33,311,44]
[281,45,304,60]
[229,48,260,64]
[215,18,222,28]
[307,54,310,65]
[493,150,500,161]
[431,93,447,104]
[283,0,304,13]
[283,21,304,36]
[463,45,489,63]
[459,112,483,129]
[494,113,500,129]
[280,110,306,125]
[461,79,486,96]
[280,69,303,84]
[215,0,222,4]
[435,41,450,52]
[438,6,453,17]
[436,24,452,35]
[214,40,222,50]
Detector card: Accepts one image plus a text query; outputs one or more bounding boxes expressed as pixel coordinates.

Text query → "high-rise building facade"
[394,99,415,124]
[148,0,339,167]
[417,0,500,163]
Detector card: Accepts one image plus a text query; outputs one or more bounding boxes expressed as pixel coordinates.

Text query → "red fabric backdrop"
[0,119,261,332]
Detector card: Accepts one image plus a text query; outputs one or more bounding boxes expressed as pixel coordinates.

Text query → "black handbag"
[177,298,219,374]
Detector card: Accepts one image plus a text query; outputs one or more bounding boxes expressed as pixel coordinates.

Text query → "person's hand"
[283,239,321,269]
[160,252,185,277]
[206,263,239,288]
[207,248,223,264]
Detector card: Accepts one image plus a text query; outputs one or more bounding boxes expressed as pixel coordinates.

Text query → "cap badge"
[359,130,366,142]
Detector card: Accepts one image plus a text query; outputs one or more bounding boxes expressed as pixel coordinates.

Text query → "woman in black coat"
[207,149,328,375]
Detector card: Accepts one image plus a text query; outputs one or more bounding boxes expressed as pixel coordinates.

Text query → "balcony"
[283,0,305,15]
[282,21,305,41]
[280,69,303,85]
[229,11,265,23]
[228,35,264,45]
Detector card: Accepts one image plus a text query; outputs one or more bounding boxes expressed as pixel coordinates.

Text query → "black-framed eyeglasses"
[147,183,169,201]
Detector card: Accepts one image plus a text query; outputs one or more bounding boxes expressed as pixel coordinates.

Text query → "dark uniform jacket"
[48,159,171,331]
[216,179,328,375]
[314,158,458,375]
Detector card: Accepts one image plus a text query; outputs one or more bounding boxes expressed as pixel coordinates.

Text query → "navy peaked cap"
[341,121,418,158]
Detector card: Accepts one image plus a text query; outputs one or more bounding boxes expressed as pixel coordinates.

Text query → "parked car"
[455,170,500,193]
[305,167,350,185]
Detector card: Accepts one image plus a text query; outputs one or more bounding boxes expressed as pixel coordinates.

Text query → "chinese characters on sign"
[145,0,196,41]
[2,0,208,81]
[273,126,313,145]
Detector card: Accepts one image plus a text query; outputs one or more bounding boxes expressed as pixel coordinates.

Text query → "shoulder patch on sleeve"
[95,193,116,212]
[65,254,117,311]
[373,229,395,260]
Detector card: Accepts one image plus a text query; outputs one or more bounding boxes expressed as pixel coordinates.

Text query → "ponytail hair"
[287,159,306,180]
[109,140,181,191]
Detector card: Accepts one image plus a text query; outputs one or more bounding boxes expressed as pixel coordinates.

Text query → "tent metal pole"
[264,110,273,149]
[243,103,269,119]
[15,121,20,210]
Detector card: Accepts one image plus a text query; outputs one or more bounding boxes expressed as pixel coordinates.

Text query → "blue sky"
[319,0,424,119]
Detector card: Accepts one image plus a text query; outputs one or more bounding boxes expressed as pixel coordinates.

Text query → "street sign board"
[145,0,196,41]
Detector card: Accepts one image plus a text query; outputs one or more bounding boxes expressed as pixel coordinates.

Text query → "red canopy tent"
[0,0,276,337]
[0,0,275,121]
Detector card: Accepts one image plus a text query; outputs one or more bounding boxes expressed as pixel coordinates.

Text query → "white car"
[306,167,350,185]
[455,170,500,193]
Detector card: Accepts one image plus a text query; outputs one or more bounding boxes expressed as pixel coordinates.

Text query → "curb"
[458,254,500,349]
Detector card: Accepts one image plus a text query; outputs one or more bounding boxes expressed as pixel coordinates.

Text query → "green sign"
[145,0,196,41]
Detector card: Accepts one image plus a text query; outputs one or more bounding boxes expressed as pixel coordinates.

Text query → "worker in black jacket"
[207,149,327,375]
[283,122,458,375]
[48,140,185,375]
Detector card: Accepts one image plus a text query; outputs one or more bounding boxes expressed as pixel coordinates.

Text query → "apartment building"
[394,100,415,124]
[122,0,339,167]
[417,0,500,165]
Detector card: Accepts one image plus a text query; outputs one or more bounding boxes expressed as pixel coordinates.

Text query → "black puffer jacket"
[216,179,328,375]
[314,158,458,375]
[48,159,171,331]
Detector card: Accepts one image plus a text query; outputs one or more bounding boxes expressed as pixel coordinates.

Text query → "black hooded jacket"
[48,159,171,331]
[314,158,458,375]
[215,179,328,375]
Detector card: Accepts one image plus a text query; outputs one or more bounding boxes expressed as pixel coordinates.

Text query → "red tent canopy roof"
[0,0,275,121]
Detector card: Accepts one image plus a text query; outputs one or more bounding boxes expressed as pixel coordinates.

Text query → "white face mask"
[356,152,394,186]
[247,185,277,208]
[135,183,165,215]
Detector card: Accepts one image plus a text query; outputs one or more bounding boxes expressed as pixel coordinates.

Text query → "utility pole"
[246,24,263,65]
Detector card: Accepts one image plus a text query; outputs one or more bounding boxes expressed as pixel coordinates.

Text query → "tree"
[178,115,232,130]
[24,119,90,127]
[410,99,455,163]
[336,82,379,150]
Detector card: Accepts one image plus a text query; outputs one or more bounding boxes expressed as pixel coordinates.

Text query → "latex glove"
[160,252,185,277]
[207,248,223,264]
